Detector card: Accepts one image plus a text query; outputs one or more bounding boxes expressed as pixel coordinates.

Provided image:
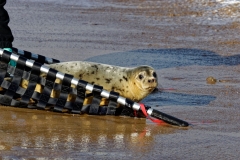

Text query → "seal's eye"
[138,74,144,80]
[153,72,157,78]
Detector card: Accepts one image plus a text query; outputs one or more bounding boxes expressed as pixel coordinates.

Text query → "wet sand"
[1,0,240,159]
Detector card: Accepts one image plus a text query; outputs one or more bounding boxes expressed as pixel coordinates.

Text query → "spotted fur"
[47,61,158,103]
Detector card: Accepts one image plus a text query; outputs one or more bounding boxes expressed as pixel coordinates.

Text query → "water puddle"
[142,91,216,107]
[86,48,240,69]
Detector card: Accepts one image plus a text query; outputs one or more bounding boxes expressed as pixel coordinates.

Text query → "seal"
[46,61,158,104]
[14,61,157,106]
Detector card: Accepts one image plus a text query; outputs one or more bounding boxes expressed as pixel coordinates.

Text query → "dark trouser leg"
[0,0,14,48]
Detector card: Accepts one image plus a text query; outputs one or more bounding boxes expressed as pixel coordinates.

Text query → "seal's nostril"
[148,79,155,83]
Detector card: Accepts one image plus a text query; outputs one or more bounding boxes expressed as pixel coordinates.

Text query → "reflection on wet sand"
[0,106,180,159]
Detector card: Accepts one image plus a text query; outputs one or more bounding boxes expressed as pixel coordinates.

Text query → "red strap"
[139,103,165,124]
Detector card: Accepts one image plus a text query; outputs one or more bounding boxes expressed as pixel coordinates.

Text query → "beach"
[0,0,240,159]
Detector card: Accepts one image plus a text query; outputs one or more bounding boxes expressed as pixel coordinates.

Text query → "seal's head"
[128,66,158,101]
[133,66,158,91]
